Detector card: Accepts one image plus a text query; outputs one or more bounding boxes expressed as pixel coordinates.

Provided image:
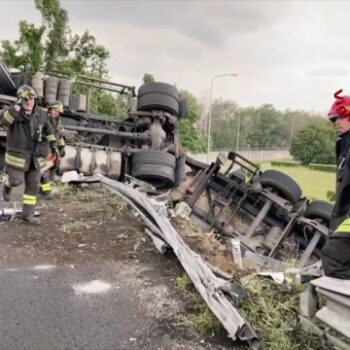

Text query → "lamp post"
[207,73,238,163]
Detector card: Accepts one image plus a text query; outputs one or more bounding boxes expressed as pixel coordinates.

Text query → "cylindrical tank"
[44,76,59,106]
[58,145,121,180]
[78,147,93,175]
[94,149,108,175]
[107,151,122,179]
[58,145,77,174]
[78,94,87,111]
[58,78,71,108]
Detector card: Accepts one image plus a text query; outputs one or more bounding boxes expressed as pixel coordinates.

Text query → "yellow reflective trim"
[57,138,65,147]
[46,134,56,142]
[23,194,36,205]
[3,110,14,125]
[335,218,350,233]
[5,153,26,167]
[41,183,51,191]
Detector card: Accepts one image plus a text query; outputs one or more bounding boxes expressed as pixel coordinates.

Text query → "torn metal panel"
[299,316,350,350]
[311,277,350,339]
[98,176,262,347]
[311,276,350,297]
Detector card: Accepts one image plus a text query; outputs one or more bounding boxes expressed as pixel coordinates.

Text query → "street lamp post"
[207,73,238,163]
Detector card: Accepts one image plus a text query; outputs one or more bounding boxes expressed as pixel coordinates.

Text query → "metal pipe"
[48,69,134,91]
[299,231,322,267]
[76,80,128,94]
[245,199,273,239]
[63,125,150,140]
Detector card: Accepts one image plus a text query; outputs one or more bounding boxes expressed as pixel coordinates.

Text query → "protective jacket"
[49,116,65,156]
[1,105,56,171]
[330,131,350,237]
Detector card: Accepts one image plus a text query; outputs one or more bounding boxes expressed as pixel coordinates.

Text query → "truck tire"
[0,60,16,95]
[259,169,302,204]
[131,163,175,188]
[174,154,186,187]
[178,96,188,120]
[137,93,179,116]
[138,82,179,100]
[137,82,180,116]
[304,200,333,223]
[132,150,176,168]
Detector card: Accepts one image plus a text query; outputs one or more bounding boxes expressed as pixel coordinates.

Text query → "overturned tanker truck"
[1,60,349,347]
[0,59,187,187]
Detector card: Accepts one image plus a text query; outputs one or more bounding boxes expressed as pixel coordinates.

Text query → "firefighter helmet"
[48,101,64,114]
[328,89,350,122]
[16,85,37,101]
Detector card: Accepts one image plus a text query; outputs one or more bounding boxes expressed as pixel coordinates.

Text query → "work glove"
[51,148,60,163]
[15,97,26,110]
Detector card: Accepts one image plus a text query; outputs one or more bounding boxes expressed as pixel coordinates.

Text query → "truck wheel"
[131,163,175,188]
[303,200,333,223]
[138,82,179,100]
[137,82,180,116]
[259,170,302,204]
[132,150,176,168]
[178,96,188,120]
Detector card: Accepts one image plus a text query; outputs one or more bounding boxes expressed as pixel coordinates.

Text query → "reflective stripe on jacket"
[1,106,57,171]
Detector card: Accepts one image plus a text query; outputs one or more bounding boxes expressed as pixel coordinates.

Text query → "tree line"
[0,0,337,162]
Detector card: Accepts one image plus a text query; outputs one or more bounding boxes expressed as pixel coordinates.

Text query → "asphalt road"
[0,185,232,350]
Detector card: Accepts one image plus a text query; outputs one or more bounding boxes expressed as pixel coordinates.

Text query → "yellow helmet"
[17,85,37,100]
[49,101,64,114]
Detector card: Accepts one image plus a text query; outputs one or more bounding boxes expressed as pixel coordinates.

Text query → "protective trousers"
[4,162,40,216]
[40,172,51,195]
[321,236,350,279]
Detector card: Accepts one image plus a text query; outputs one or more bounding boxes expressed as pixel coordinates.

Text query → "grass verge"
[174,274,223,335]
[240,275,336,350]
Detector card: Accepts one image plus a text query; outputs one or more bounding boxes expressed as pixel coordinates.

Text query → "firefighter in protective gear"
[39,101,65,199]
[321,89,350,279]
[1,85,57,225]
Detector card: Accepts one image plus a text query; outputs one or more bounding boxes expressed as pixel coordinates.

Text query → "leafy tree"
[178,90,205,152]
[142,73,154,84]
[290,123,337,165]
[0,0,109,77]
[35,0,68,71]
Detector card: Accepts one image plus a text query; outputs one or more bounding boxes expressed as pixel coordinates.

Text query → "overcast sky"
[1,0,350,113]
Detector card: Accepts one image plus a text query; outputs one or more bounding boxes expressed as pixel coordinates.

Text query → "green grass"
[260,164,335,202]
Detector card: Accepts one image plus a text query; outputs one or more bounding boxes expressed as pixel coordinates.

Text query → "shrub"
[290,124,336,165]
[309,163,337,173]
[271,160,299,167]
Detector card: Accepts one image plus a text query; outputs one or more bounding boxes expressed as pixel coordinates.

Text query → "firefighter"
[1,85,57,225]
[321,89,350,279]
[39,101,65,199]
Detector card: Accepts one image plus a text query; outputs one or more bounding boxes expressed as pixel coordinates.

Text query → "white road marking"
[72,280,112,295]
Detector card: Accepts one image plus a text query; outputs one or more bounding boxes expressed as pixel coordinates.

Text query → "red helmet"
[328,89,350,122]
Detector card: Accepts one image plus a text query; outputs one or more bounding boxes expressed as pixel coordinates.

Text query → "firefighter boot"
[22,214,41,226]
[2,185,12,201]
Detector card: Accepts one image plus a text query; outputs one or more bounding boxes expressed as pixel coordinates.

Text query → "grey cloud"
[63,1,290,47]
[306,67,349,78]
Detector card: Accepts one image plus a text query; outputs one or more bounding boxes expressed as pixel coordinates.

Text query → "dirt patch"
[0,184,235,350]
[171,216,256,277]
[0,185,145,266]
